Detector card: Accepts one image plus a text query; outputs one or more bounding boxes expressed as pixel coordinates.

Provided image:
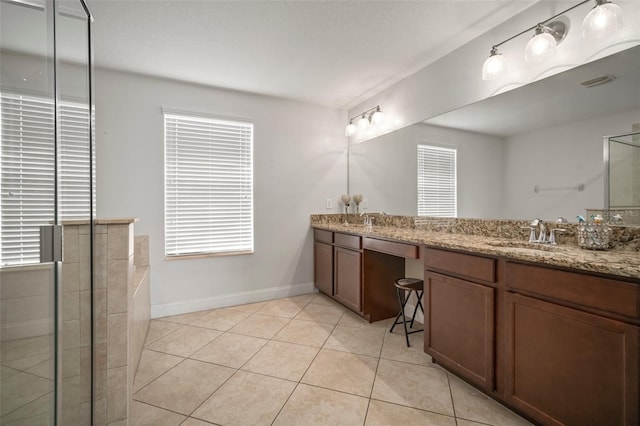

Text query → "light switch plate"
[325,199,332,210]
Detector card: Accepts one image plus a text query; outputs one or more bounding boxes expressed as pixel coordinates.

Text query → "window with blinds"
[0,93,94,266]
[417,144,457,217]
[164,112,253,257]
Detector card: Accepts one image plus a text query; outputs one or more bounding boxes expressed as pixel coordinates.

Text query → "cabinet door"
[314,242,333,296]
[334,246,362,312]
[424,271,495,391]
[505,293,639,426]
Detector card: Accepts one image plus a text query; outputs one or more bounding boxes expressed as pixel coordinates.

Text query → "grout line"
[446,371,459,425]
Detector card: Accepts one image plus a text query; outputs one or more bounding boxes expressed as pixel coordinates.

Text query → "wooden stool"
[389,278,424,347]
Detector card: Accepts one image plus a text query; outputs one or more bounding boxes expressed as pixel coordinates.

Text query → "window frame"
[417,143,457,218]
[163,109,254,259]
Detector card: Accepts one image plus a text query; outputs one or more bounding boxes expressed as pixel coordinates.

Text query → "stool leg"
[389,287,405,334]
[398,288,411,347]
[409,290,419,329]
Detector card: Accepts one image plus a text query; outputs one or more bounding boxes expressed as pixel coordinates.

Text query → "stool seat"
[390,278,425,347]
[395,278,424,292]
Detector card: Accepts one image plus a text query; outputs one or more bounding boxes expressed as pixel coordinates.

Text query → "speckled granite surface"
[310,215,640,280]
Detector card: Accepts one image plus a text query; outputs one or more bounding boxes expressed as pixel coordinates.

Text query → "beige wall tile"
[61,262,80,293]
[106,366,128,423]
[94,232,108,289]
[61,319,80,350]
[107,313,128,369]
[94,288,107,344]
[107,259,130,314]
[93,397,107,426]
[78,233,92,291]
[80,290,92,347]
[0,266,51,299]
[64,229,79,263]
[94,343,107,401]
[134,235,149,268]
[62,347,80,379]
[108,224,133,260]
[62,290,80,321]
[95,224,108,234]
[5,294,53,323]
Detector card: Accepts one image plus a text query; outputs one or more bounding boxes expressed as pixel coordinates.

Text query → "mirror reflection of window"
[417,144,457,217]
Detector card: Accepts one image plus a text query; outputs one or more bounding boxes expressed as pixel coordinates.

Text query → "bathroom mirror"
[348,44,640,223]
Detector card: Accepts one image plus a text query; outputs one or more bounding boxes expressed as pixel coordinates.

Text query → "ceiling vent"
[580,75,616,88]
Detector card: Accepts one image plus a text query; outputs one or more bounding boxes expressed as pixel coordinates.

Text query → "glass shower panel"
[55,1,94,424]
[1,0,57,424]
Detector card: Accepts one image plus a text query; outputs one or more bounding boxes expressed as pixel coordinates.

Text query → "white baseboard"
[151,282,317,319]
[1,319,53,341]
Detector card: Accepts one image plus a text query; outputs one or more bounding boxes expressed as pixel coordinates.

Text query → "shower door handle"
[40,225,63,263]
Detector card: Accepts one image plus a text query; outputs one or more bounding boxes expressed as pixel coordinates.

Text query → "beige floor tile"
[133,349,184,393]
[159,310,210,325]
[130,400,186,425]
[338,310,390,329]
[242,340,319,381]
[295,303,346,324]
[146,325,222,357]
[193,371,296,425]
[1,366,20,379]
[0,335,52,363]
[283,293,317,304]
[273,319,334,347]
[456,420,493,426]
[181,418,216,425]
[190,333,268,368]
[134,359,234,415]
[2,353,52,372]
[449,374,533,426]
[371,359,454,416]
[323,325,385,357]
[0,391,53,424]
[309,293,341,307]
[0,371,53,415]
[381,330,431,366]
[302,349,377,397]
[255,298,307,318]
[228,313,290,339]
[273,383,368,426]
[365,400,457,426]
[225,301,269,313]
[145,320,184,346]
[189,308,252,331]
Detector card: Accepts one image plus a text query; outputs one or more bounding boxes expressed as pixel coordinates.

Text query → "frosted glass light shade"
[583,1,623,39]
[525,32,557,62]
[482,52,507,80]
[371,110,384,125]
[357,115,370,130]
[345,122,356,136]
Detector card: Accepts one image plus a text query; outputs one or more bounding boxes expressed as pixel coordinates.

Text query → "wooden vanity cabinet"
[334,245,362,312]
[424,248,497,391]
[504,262,639,426]
[313,230,334,296]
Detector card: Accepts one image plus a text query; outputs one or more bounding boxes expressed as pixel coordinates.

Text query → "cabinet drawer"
[363,237,419,259]
[425,248,496,283]
[314,229,333,243]
[506,262,640,319]
[334,232,361,250]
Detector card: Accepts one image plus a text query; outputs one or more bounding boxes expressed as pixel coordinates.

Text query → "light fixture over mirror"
[345,105,385,138]
[481,0,623,80]
[583,0,623,39]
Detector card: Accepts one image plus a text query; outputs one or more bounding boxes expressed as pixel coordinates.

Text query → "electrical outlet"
[325,199,332,210]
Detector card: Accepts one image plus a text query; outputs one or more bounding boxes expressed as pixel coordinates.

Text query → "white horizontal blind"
[0,93,94,266]
[417,144,457,217]
[164,113,253,257]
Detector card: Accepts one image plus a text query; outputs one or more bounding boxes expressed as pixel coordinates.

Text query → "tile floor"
[132,292,533,426]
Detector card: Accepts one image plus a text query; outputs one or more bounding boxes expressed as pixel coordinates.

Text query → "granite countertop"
[312,222,640,281]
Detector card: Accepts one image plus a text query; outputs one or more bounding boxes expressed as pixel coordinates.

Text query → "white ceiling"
[88,0,537,109]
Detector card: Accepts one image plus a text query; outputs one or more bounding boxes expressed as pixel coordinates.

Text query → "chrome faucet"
[360,212,374,227]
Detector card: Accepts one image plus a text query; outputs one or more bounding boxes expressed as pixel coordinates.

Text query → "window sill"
[165,250,254,261]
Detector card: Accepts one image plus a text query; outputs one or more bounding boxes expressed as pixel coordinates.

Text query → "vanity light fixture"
[481,0,623,80]
[345,105,385,137]
[583,0,623,39]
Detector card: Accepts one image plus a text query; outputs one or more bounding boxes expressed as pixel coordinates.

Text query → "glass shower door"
[1,0,94,424]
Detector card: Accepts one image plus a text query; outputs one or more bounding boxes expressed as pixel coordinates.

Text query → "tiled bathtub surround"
[310,214,640,279]
[92,218,151,425]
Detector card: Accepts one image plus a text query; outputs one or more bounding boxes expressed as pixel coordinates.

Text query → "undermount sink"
[485,240,560,252]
